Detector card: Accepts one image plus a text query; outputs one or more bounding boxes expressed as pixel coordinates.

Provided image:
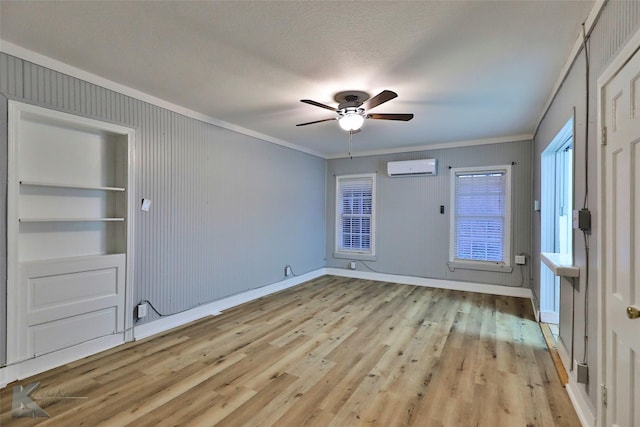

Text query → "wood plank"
[541,322,569,386]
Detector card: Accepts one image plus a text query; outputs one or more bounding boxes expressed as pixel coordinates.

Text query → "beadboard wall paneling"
[0,54,22,98]
[326,140,533,288]
[533,0,640,410]
[0,53,326,338]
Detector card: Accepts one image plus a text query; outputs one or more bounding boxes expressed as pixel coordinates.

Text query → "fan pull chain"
[348,131,353,159]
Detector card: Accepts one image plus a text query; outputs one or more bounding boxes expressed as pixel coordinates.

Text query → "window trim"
[334,173,376,259]
[448,165,513,272]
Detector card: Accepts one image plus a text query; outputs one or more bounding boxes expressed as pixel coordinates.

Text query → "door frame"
[3,101,136,385]
[596,27,640,427]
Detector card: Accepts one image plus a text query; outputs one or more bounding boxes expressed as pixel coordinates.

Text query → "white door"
[602,47,640,427]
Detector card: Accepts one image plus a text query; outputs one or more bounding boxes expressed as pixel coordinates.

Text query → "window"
[335,174,376,257]
[540,117,574,323]
[449,166,512,270]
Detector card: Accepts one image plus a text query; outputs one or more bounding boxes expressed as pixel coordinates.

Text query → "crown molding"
[326,133,533,159]
[0,40,326,159]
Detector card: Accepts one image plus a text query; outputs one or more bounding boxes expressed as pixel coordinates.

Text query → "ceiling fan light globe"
[338,113,364,131]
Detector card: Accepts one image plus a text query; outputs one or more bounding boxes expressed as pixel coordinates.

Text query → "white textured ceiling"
[0,1,594,157]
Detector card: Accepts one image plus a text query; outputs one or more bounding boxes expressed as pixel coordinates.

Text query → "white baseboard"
[325,268,533,299]
[0,269,325,388]
[0,334,124,388]
[532,301,541,322]
[557,339,596,427]
[567,377,596,427]
[540,311,559,324]
[133,268,325,341]
[0,268,536,389]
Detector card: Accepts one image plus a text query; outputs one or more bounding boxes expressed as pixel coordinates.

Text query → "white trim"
[540,311,559,324]
[536,0,607,131]
[326,134,533,160]
[532,300,541,323]
[325,268,533,299]
[6,101,20,366]
[597,28,640,89]
[567,376,597,427]
[596,25,640,427]
[124,126,136,343]
[0,334,124,388]
[133,269,325,341]
[0,40,325,159]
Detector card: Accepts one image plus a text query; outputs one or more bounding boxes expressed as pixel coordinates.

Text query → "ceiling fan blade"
[365,90,398,111]
[367,113,414,121]
[300,99,338,112]
[296,118,337,126]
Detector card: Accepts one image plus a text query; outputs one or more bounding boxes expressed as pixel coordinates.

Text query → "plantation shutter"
[336,175,374,254]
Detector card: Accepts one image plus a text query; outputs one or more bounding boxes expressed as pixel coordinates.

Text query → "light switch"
[141,199,152,212]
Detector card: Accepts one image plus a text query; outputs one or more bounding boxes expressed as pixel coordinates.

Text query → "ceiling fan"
[296,90,414,132]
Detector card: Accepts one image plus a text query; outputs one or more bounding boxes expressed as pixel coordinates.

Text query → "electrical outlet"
[576,361,589,384]
[285,266,292,276]
[515,255,526,265]
[137,303,148,319]
[349,261,356,270]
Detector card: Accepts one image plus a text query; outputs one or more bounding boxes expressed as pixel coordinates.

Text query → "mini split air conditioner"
[387,159,437,177]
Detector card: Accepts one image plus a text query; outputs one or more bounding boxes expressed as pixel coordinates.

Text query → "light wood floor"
[1,276,579,426]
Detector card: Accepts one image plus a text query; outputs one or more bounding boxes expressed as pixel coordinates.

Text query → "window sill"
[540,252,580,278]
[447,261,513,273]
[334,252,376,262]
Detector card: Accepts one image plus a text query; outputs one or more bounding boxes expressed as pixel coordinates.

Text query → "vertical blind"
[453,171,507,262]
[336,175,374,253]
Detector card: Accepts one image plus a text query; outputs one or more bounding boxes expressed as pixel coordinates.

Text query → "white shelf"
[19,217,125,223]
[541,252,580,278]
[20,180,125,192]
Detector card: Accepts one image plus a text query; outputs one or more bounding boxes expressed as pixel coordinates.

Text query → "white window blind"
[335,174,375,255]
[450,167,511,265]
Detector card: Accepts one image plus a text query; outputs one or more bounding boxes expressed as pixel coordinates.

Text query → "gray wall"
[326,140,533,288]
[533,0,640,411]
[0,53,327,365]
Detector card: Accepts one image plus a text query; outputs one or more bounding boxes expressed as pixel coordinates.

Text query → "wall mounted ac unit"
[387,159,437,177]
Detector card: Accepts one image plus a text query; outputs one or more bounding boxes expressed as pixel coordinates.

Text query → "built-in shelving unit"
[7,101,134,370]
[540,252,580,278]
